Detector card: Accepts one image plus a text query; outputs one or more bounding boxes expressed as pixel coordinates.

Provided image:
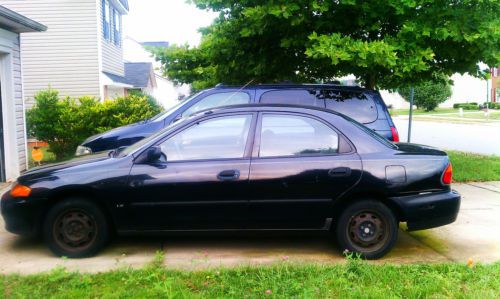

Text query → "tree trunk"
[364,74,377,90]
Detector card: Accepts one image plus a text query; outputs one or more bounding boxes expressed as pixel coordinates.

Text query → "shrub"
[453,103,479,109]
[484,102,500,109]
[27,89,162,160]
[399,75,452,111]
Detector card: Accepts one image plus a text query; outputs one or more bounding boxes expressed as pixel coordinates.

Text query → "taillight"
[10,184,32,198]
[390,126,399,142]
[442,163,453,185]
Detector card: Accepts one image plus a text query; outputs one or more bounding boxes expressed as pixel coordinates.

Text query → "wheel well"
[331,192,404,224]
[40,188,116,234]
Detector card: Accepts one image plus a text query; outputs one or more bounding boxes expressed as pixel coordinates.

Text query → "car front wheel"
[335,199,398,259]
[43,198,109,258]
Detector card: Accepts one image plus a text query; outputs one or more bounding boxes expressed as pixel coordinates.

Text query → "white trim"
[96,0,105,100]
[0,28,21,181]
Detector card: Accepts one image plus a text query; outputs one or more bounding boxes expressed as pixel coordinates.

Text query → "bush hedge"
[484,102,500,109]
[452,103,480,110]
[26,89,162,159]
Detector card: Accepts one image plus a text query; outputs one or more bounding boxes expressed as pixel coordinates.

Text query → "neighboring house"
[0,6,45,182]
[123,36,190,108]
[124,62,157,95]
[491,66,499,103]
[0,0,130,106]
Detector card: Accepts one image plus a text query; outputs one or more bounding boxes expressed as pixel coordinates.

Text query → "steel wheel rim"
[346,209,390,253]
[53,208,97,253]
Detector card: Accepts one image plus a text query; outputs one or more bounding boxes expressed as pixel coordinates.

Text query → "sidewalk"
[0,182,499,274]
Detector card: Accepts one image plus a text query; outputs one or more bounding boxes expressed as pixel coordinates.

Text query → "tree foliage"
[399,76,452,111]
[26,89,162,159]
[149,0,499,90]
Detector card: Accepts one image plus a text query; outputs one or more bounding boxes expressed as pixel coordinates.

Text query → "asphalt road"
[394,118,500,155]
[0,182,499,274]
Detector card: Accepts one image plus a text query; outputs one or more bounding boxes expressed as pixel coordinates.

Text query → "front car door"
[125,113,256,231]
[248,112,362,229]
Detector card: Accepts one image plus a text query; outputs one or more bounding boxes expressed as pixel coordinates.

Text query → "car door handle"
[217,170,240,181]
[328,167,351,177]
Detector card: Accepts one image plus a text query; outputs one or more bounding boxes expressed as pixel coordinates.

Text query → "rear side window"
[260,89,325,107]
[182,92,250,116]
[322,90,377,123]
[259,114,339,157]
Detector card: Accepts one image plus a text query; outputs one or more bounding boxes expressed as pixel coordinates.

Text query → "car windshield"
[118,117,190,157]
[148,92,201,122]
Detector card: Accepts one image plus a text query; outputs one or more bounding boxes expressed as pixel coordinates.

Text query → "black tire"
[43,198,109,258]
[335,199,398,259]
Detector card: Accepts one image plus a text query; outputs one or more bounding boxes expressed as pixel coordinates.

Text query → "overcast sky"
[123,0,217,46]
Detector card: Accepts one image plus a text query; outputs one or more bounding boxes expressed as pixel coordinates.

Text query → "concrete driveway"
[0,182,499,274]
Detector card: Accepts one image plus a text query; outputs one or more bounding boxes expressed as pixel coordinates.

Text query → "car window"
[259,114,339,157]
[182,92,250,117]
[260,89,325,107]
[321,90,377,123]
[160,115,252,161]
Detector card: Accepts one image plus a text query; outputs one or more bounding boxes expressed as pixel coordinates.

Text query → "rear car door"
[247,112,362,229]
[126,113,256,231]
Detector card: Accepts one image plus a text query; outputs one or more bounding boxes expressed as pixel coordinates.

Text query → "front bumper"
[1,191,45,236]
[390,190,461,231]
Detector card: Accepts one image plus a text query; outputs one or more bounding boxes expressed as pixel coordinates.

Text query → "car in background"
[76,84,399,156]
[3,105,459,259]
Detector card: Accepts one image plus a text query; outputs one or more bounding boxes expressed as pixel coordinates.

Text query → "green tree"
[149,0,499,90]
[399,76,452,111]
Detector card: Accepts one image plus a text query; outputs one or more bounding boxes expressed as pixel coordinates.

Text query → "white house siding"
[98,0,124,76]
[0,28,26,180]
[0,0,101,107]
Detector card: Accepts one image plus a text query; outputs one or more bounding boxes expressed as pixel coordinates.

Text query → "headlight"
[75,145,92,156]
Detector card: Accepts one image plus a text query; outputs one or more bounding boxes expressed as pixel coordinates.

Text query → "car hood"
[19,152,111,182]
[395,143,447,156]
[82,121,147,144]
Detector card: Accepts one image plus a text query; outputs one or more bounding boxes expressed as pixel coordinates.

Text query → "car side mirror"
[136,146,163,164]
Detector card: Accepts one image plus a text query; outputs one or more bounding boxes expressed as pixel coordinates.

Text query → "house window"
[494,67,499,77]
[102,0,110,40]
[113,8,121,46]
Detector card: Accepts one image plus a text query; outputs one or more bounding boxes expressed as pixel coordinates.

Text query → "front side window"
[182,92,250,117]
[103,0,110,40]
[259,114,339,157]
[160,115,252,161]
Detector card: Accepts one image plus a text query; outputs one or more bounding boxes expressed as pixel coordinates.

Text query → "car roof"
[213,83,369,92]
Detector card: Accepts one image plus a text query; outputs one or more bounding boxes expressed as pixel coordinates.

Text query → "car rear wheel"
[43,198,109,258]
[335,200,398,259]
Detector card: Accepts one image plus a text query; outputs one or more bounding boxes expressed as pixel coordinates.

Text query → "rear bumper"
[390,190,461,231]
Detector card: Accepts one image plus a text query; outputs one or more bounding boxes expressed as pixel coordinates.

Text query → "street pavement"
[0,182,499,274]
[394,117,500,155]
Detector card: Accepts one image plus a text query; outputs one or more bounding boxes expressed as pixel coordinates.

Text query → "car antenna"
[220,79,255,104]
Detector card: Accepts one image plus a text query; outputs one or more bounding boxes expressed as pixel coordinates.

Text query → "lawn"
[1,257,499,298]
[389,108,458,116]
[447,151,500,182]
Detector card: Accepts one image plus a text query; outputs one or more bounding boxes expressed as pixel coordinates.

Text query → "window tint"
[182,92,250,116]
[259,114,339,157]
[322,90,377,123]
[260,89,325,107]
[160,115,252,161]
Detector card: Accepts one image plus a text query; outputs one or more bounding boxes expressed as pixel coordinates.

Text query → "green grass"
[435,111,500,120]
[1,259,499,298]
[448,151,500,182]
[390,108,459,116]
